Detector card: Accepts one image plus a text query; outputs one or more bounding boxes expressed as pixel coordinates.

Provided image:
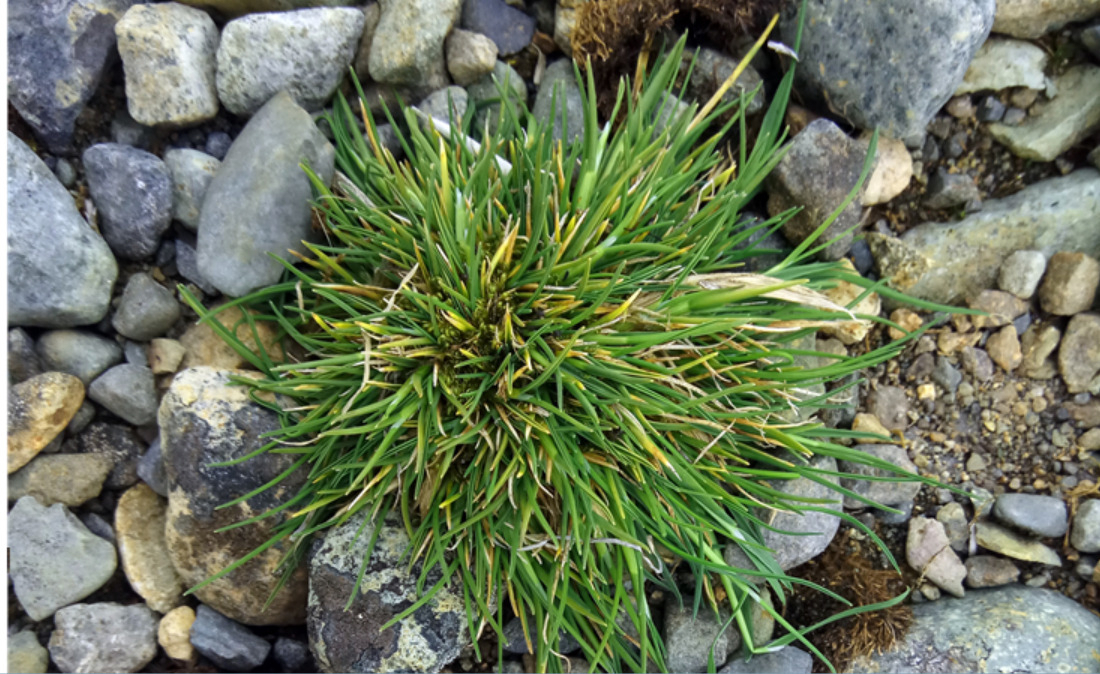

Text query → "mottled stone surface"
[8,372,85,474]
[116,484,184,613]
[49,603,159,673]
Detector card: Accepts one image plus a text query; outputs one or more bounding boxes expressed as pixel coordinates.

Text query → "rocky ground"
[7,0,1100,673]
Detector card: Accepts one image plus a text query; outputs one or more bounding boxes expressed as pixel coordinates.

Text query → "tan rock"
[986,325,1023,372]
[158,606,197,663]
[179,305,283,370]
[8,372,85,474]
[1059,313,1100,394]
[852,412,894,440]
[818,260,881,345]
[860,133,913,206]
[148,338,187,375]
[888,308,922,340]
[976,520,1062,565]
[907,517,966,597]
[1019,323,1061,379]
[1039,251,1100,316]
[445,29,498,86]
[116,484,184,613]
[994,0,1100,40]
[968,289,1029,329]
[866,232,932,293]
[937,330,982,357]
[8,454,113,507]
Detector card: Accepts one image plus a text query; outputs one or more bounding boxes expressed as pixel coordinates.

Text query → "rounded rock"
[992,493,1068,538]
[48,602,159,674]
[36,330,123,385]
[8,453,114,507]
[1058,313,1100,394]
[8,630,49,674]
[112,272,181,341]
[8,371,85,473]
[1072,499,1100,553]
[117,484,184,613]
[164,148,220,231]
[445,28,498,86]
[82,143,173,261]
[159,606,197,663]
[998,250,1047,299]
[87,364,158,426]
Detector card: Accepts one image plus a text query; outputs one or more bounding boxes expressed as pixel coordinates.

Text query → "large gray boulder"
[369,0,461,89]
[8,133,117,328]
[197,91,335,297]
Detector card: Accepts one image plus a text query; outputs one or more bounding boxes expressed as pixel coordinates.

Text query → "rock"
[965,555,1020,588]
[968,289,1028,329]
[445,29,498,86]
[9,328,44,384]
[159,606,197,663]
[993,493,1068,538]
[1039,251,1100,316]
[946,95,976,119]
[1020,323,1062,379]
[988,66,1100,161]
[88,364,157,426]
[959,347,994,383]
[217,8,364,116]
[907,517,967,598]
[686,47,766,117]
[350,3,382,82]
[112,273,182,341]
[8,0,132,151]
[8,453,113,507]
[767,119,864,260]
[815,260,881,345]
[370,0,461,88]
[137,437,168,496]
[273,637,311,672]
[9,497,118,621]
[468,60,527,136]
[924,168,981,210]
[8,630,49,674]
[993,0,1100,38]
[720,646,812,674]
[998,250,1046,299]
[461,0,535,56]
[848,586,1100,673]
[899,169,1100,304]
[83,143,173,260]
[36,330,122,384]
[1078,428,1100,450]
[197,91,335,297]
[932,357,964,394]
[179,305,284,369]
[1072,499,1100,552]
[868,385,910,432]
[861,133,913,206]
[165,149,220,231]
[417,86,469,122]
[977,96,1007,122]
[986,325,1023,372]
[75,421,144,489]
[116,484,183,613]
[149,338,187,375]
[976,520,1062,565]
[502,615,579,655]
[936,501,970,552]
[839,444,921,510]
[161,368,308,625]
[177,0,362,17]
[190,604,272,671]
[1068,398,1100,427]
[8,372,85,473]
[749,455,841,571]
[49,603,159,673]
[8,133,118,327]
[653,92,691,134]
[1060,313,1100,394]
[307,512,468,672]
[663,600,732,673]
[532,59,585,144]
[175,238,220,296]
[780,0,994,147]
[867,232,932,294]
[956,38,1048,94]
[204,131,233,159]
[116,3,219,126]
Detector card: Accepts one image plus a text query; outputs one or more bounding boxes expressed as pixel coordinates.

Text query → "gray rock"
[1072,499,1100,553]
[164,149,220,231]
[116,3,219,126]
[468,60,527,136]
[36,330,123,384]
[370,0,461,88]
[502,615,580,655]
[1083,22,1100,60]
[993,0,1100,39]
[307,511,469,672]
[216,8,364,116]
[76,421,145,489]
[205,131,233,160]
[767,119,864,260]
[49,603,159,673]
[87,364,157,426]
[161,368,309,625]
[840,444,922,510]
[868,385,910,432]
[532,59,585,144]
[747,455,842,571]
[960,346,994,382]
[175,237,219,296]
[848,586,1100,673]
[899,169,1100,304]
[123,340,148,367]
[111,109,156,148]
[993,493,1068,538]
[977,96,1006,122]
[1039,251,1100,316]
[653,92,692,135]
[989,66,1100,162]
[190,604,272,672]
[9,328,44,383]
[998,250,1046,299]
[1060,313,1100,395]
[8,453,114,507]
[417,86,469,122]
[445,29,498,86]
[964,555,1020,588]
[8,630,49,674]
[174,0,363,17]
[197,92,335,297]
[956,38,1048,94]
[8,133,118,328]
[780,0,995,147]
[137,437,167,496]
[9,496,118,621]
[80,511,116,544]
[55,158,77,187]
[937,501,970,552]
[932,357,964,394]
[686,47,766,116]
[924,168,981,210]
[8,0,132,151]
[663,600,733,673]
[720,646,812,674]
[273,637,311,672]
[461,0,535,56]
[83,143,173,260]
[112,273,181,341]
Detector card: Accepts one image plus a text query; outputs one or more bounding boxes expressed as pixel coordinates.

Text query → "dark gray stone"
[79,511,116,544]
[468,60,527,137]
[112,273,181,341]
[82,143,173,260]
[780,0,995,147]
[686,47,766,116]
[204,131,233,160]
[664,600,735,673]
[461,0,535,56]
[197,91,335,297]
[868,385,910,431]
[932,357,963,395]
[839,444,922,510]
[848,586,1100,673]
[731,217,792,273]
[977,96,1006,122]
[960,347,994,382]
[49,603,159,673]
[76,421,145,489]
[9,328,44,384]
[8,133,118,328]
[111,109,156,149]
[273,637,310,672]
[175,238,219,296]
[190,604,271,672]
[720,647,812,674]
[8,0,132,151]
[136,437,167,497]
[924,168,981,210]
[532,59,585,144]
[993,493,1068,538]
[87,364,158,427]
[502,615,580,655]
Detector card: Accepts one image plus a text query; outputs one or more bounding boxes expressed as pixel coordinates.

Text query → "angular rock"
[956,38,1048,94]
[848,586,1100,673]
[9,497,118,621]
[868,385,910,432]
[936,501,970,552]
[767,119,864,260]
[532,59,585,144]
[8,453,113,507]
[1072,499,1100,553]
[924,168,981,210]
[36,330,123,384]
[780,0,995,146]
[116,3,219,126]
[1020,323,1062,379]
[993,0,1100,38]
[840,444,921,510]
[720,647,812,674]
[445,29,498,86]
[1059,314,1100,394]
[112,273,182,341]
[216,8,364,116]
[663,600,731,673]
[49,603,159,674]
[190,604,272,671]
[8,372,84,473]
[965,555,1020,588]
[932,357,964,394]
[861,133,913,206]
[149,338,187,375]
[8,133,118,327]
[370,0,461,88]
[976,520,1062,565]
[1039,251,1100,316]
[137,437,168,496]
[8,630,49,674]
[988,66,1100,162]
[8,0,132,151]
[117,484,184,613]
[686,47,766,117]
[986,325,1023,372]
[899,169,1100,304]
[998,249,1046,299]
[75,421,145,489]
[197,91,335,297]
[88,364,158,426]
[960,347,995,382]
[461,0,535,56]
[83,143,173,260]
[968,289,1028,329]
[907,517,966,598]
[165,149,220,231]
[161,368,309,625]
[753,455,841,571]
[159,606,197,663]
[308,511,469,672]
[417,86,469,122]
[175,237,220,296]
[993,493,1068,538]
[350,3,382,82]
